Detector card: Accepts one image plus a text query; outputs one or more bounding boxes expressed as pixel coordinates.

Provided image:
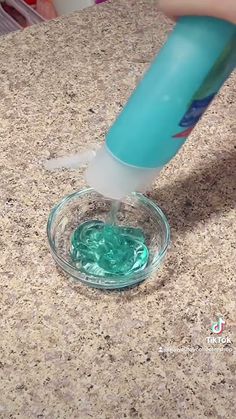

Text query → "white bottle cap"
[86,145,161,199]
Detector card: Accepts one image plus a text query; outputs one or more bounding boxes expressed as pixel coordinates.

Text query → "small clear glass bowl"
[47,188,170,290]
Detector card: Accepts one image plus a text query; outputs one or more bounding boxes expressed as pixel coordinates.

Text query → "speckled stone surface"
[0,1,235,418]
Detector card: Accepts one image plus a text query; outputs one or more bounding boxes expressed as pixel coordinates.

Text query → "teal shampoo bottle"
[86,17,236,199]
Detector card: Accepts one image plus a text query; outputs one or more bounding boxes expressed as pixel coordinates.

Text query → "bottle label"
[180,93,215,127]
[172,93,215,138]
[172,39,235,139]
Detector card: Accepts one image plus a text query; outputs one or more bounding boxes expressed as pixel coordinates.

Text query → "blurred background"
[0,0,107,35]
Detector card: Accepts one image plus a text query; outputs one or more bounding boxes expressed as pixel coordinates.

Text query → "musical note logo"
[211,317,225,334]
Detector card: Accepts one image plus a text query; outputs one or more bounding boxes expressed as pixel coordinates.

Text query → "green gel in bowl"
[47,188,170,290]
[70,220,149,278]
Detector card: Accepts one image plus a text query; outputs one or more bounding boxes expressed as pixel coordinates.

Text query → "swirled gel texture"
[70,220,149,277]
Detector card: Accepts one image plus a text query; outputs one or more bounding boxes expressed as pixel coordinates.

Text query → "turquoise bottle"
[86,17,236,199]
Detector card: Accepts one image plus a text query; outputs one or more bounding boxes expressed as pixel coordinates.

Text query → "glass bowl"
[47,188,170,290]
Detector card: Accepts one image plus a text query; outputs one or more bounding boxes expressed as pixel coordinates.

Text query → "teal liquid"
[70,219,149,278]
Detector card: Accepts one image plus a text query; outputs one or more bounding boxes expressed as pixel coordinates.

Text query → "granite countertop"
[0,1,235,418]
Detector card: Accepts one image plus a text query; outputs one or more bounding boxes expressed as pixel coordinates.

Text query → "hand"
[157,0,236,24]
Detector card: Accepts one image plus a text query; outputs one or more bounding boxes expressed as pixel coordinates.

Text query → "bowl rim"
[47,188,170,287]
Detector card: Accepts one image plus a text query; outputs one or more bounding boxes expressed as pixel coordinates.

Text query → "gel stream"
[70,220,149,278]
